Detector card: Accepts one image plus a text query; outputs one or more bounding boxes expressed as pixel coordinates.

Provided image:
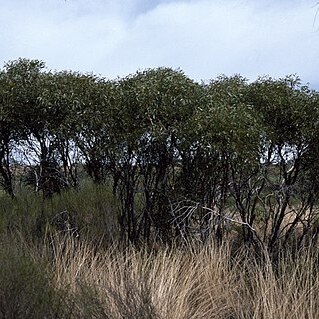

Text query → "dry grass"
[28,236,318,319]
[2,182,318,318]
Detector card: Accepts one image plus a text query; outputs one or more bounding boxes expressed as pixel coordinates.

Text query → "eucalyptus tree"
[178,75,262,244]
[248,75,319,251]
[209,76,263,244]
[116,68,203,243]
[65,72,119,185]
[0,69,20,197]
[3,59,76,197]
[0,59,50,196]
[296,91,319,245]
[34,70,81,190]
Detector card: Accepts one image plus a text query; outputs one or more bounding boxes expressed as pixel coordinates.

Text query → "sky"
[1,0,319,88]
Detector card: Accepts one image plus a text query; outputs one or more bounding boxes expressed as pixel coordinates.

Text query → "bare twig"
[170,200,256,242]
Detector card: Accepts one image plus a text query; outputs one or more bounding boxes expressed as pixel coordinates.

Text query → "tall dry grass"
[1,182,318,318]
[24,235,317,319]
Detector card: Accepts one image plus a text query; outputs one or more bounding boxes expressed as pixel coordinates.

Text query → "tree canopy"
[1,58,319,250]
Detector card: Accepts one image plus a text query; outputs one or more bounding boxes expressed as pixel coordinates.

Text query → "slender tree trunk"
[0,141,14,198]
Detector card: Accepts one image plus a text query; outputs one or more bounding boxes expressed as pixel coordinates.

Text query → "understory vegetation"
[1,58,319,317]
[1,213,319,318]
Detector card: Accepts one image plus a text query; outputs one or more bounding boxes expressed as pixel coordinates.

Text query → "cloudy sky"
[1,0,319,87]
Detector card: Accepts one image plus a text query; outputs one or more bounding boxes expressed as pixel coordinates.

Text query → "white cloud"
[111,0,318,83]
[0,0,318,87]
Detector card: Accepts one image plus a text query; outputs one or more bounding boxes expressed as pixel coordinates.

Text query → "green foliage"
[0,237,66,318]
[249,75,313,145]
[0,58,319,250]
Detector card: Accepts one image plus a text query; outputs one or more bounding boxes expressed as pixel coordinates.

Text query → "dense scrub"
[1,58,319,253]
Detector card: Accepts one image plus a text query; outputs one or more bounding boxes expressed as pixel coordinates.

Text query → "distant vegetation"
[1,58,319,317]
